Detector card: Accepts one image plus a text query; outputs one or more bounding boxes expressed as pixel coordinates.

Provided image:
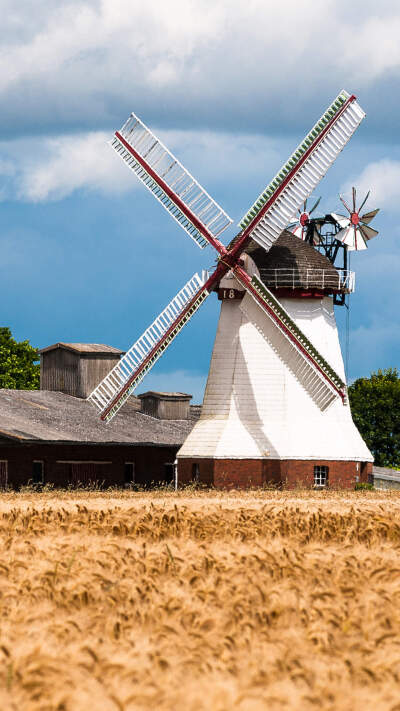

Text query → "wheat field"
[1,489,400,710]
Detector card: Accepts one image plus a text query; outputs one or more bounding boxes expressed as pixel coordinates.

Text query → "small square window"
[32,461,44,485]
[314,465,328,488]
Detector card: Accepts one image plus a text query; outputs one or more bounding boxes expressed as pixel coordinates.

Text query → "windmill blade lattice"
[237,90,365,254]
[332,187,379,251]
[111,113,233,251]
[88,273,209,421]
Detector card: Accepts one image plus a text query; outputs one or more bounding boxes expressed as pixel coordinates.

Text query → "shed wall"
[158,399,190,420]
[40,350,121,398]
[77,355,121,398]
[40,349,79,395]
[140,396,191,420]
[0,443,178,488]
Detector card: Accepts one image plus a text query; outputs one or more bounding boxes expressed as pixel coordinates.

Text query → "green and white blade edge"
[239,90,350,230]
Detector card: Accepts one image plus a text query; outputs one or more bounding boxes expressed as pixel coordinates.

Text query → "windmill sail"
[238,90,365,253]
[88,273,209,422]
[234,268,346,410]
[111,113,232,251]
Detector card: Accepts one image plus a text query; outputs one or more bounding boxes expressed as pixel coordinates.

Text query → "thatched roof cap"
[247,230,341,291]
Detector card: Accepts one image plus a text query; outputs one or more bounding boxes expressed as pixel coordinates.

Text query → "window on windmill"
[192,462,200,482]
[32,460,44,485]
[314,465,328,489]
[124,462,135,487]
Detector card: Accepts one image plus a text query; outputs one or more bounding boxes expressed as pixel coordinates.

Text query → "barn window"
[192,462,200,482]
[124,462,135,487]
[32,461,44,485]
[314,465,328,488]
[0,461,8,489]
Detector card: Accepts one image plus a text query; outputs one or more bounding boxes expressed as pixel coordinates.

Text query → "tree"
[0,327,40,389]
[348,368,400,468]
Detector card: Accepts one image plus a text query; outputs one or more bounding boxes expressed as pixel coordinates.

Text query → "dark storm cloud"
[1,0,400,140]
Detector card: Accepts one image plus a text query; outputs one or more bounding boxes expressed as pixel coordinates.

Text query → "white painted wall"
[178,277,373,462]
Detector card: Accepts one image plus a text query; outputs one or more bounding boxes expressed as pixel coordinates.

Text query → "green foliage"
[0,327,40,390]
[348,368,400,468]
[354,482,374,491]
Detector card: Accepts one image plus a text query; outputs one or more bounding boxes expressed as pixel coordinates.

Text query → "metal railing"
[259,268,355,293]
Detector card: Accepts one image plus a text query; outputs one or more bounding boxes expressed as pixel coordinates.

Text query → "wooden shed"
[139,392,192,420]
[39,343,124,399]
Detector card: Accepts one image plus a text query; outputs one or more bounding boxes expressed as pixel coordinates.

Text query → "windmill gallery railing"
[259,268,355,293]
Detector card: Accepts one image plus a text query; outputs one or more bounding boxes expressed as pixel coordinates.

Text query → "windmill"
[291,188,380,305]
[88,89,374,489]
[331,187,379,250]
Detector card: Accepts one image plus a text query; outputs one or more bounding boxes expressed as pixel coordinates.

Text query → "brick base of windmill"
[178,457,373,489]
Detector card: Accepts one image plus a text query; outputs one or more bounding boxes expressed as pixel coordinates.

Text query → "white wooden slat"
[111,112,232,249]
[237,91,365,254]
[87,273,209,420]
[239,292,337,411]
[234,272,346,407]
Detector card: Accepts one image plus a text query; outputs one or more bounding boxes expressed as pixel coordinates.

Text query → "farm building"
[0,343,196,489]
[0,340,383,491]
[372,467,400,490]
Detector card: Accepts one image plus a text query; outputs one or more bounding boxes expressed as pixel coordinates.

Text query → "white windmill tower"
[88,90,376,489]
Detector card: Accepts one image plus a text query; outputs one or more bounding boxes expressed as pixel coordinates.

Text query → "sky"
[1,0,400,402]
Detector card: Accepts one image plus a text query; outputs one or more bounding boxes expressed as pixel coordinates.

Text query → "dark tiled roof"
[39,343,124,355]
[248,230,340,291]
[0,390,194,446]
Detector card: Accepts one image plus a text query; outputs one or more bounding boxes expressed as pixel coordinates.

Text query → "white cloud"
[0,128,282,202]
[342,159,400,211]
[0,132,135,201]
[1,1,400,136]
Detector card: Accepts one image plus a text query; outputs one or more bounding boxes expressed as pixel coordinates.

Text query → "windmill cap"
[247,229,346,294]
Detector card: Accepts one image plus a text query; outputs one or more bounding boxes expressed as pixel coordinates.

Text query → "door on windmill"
[314,465,329,489]
[0,461,8,489]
